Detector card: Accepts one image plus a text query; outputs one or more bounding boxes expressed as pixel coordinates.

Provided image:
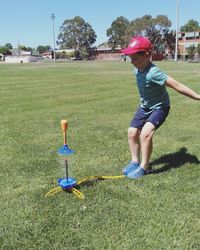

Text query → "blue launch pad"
[57,144,74,155]
[57,177,77,189]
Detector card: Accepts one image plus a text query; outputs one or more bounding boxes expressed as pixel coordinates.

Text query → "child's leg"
[126,108,170,178]
[128,127,141,163]
[140,122,156,170]
[139,107,170,169]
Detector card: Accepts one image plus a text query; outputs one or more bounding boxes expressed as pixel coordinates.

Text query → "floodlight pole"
[175,0,179,62]
[50,13,56,63]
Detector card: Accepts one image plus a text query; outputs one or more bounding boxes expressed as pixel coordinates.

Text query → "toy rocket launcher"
[45,119,79,197]
[45,119,125,199]
[57,119,75,186]
[57,120,74,155]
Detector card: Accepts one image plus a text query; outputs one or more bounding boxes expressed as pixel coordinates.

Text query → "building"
[5,55,37,63]
[40,51,53,59]
[5,49,37,63]
[94,45,122,61]
[94,44,165,61]
[178,31,200,59]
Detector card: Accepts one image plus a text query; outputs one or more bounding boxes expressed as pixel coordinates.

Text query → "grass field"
[0,61,200,250]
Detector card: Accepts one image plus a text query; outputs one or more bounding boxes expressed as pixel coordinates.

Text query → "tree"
[44,45,51,51]
[162,30,176,57]
[26,47,33,52]
[5,43,13,50]
[36,45,51,54]
[0,46,11,55]
[197,43,200,57]
[57,16,96,57]
[187,43,200,61]
[187,44,196,59]
[127,15,172,53]
[106,16,129,49]
[180,19,200,32]
[0,43,13,56]
[36,45,46,53]
[127,15,153,37]
[19,45,28,51]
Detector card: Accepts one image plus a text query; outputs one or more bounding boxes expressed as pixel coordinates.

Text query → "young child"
[121,36,200,179]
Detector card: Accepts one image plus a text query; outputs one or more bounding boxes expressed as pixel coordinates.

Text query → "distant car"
[70,56,82,61]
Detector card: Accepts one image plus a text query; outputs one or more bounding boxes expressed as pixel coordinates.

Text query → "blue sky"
[1,0,200,49]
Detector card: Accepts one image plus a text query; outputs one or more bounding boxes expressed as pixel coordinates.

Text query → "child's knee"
[128,127,140,139]
[140,123,155,141]
[140,131,152,141]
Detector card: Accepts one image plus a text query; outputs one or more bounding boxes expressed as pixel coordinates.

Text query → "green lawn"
[0,61,199,250]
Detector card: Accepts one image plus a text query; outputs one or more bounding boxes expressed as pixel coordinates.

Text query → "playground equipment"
[46,120,125,199]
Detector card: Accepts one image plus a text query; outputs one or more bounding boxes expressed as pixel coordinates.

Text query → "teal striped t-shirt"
[134,63,170,111]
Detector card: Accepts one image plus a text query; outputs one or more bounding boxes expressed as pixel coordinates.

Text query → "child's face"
[129,52,150,70]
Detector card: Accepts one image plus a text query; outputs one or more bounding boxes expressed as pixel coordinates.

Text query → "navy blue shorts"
[130,107,170,129]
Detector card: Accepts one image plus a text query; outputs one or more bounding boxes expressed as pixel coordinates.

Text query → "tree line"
[0,16,200,59]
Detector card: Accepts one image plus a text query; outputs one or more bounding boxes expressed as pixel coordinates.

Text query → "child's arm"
[166,76,200,100]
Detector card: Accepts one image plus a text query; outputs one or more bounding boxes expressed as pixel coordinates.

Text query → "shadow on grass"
[149,147,200,174]
[77,179,102,188]
[76,177,116,189]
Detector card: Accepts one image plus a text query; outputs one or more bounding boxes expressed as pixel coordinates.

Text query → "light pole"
[175,0,179,62]
[50,13,56,63]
